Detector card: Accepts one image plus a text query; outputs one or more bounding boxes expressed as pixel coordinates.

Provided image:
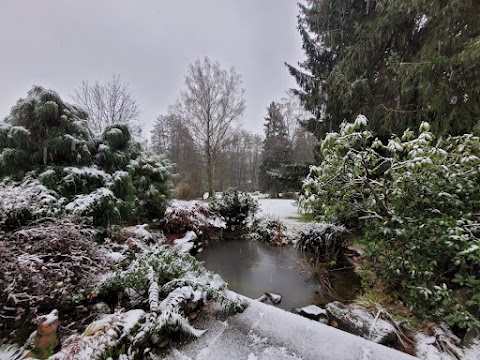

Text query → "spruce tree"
[259,102,293,195]
[287,0,480,139]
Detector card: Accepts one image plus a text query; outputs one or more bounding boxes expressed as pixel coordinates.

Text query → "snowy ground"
[163,295,418,360]
[255,198,305,233]
[256,198,299,220]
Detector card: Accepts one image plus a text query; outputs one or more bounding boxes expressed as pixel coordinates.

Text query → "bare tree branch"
[175,57,246,196]
[72,74,141,137]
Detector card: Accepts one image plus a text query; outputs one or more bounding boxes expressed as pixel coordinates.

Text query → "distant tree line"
[151,59,317,198]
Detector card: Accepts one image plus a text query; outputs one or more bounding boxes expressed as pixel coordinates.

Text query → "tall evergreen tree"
[287,0,480,139]
[259,102,293,195]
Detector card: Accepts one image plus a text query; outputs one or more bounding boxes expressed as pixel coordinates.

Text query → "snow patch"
[415,15,428,32]
[174,231,197,254]
[65,187,114,214]
[298,305,326,317]
[124,224,153,241]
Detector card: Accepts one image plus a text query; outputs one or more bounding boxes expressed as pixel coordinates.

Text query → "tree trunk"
[207,151,214,198]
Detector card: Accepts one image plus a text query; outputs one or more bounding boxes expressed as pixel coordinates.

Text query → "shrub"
[65,187,120,227]
[0,87,174,227]
[210,188,258,233]
[280,191,297,199]
[0,86,93,177]
[249,215,289,246]
[128,152,173,219]
[175,182,197,200]
[163,201,225,245]
[300,115,480,330]
[0,178,64,229]
[296,223,348,264]
[0,220,114,342]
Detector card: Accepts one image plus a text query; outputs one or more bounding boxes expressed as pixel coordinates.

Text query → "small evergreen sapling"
[210,188,259,234]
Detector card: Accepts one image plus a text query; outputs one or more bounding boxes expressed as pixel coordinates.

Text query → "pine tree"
[0,86,93,178]
[287,0,480,139]
[0,86,173,226]
[259,102,293,195]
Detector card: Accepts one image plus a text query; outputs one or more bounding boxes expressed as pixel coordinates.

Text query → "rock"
[255,294,268,303]
[296,305,328,322]
[255,292,282,305]
[264,292,282,305]
[159,338,171,348]
[326,301,396,345]
[27,309,59,359]
[463,327,479,347]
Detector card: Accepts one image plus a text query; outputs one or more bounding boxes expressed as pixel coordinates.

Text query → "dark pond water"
[196,239,361,311]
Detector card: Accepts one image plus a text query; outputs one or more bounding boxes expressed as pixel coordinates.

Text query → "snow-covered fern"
[44,246,247,359]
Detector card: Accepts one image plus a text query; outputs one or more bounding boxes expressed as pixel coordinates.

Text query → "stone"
[27,309,59,359]
[296,305,328,322]
[326,301,396,345]
[255,292,282,305]
[264,292,282,305]
[463,327,479,347]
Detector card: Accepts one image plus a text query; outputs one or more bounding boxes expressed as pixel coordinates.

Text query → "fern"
[0,344,27,360]
[147,267,159,312]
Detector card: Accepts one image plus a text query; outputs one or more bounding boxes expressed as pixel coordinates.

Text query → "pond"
[197,239,361,311]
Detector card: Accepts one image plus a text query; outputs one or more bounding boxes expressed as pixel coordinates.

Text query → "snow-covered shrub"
[103,124,131,151]
[95,125,134,173]
[100,246,245,311]
[300,115,480,330]
[0,86,93,178]
[163,200,225,245]
[249,215,289,246]
[94,246,246,357]
[296,223,348,263]
[65,187,121,227]
[0,87,174,227]
[57,166,111,197]
[128,152,173,219]
[0,220,114,343]
[210,188,258,234]
[0,178,64,229]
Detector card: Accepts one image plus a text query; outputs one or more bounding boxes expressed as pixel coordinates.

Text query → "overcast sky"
[0,0,304,138]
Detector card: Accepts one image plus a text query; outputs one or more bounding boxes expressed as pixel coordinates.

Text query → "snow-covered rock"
[296,305,328,322]
[326,301,396,345]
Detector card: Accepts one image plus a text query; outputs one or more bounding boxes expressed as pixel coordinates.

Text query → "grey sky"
[0,0,304,137]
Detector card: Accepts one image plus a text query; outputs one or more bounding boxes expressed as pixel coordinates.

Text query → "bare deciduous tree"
[72,74,141,136]
[278,90,311,141]
[151,112,203,191]
[175,57,246,197]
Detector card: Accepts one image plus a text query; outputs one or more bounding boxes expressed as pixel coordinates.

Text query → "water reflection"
[197,239,361,311]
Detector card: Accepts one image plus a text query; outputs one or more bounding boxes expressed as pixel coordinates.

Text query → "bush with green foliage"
[163,201,225,245]
[0,178,64,229]
[0,86,93,179]
[296,223,348,264]
[210,188,258,233]
[94,246,246,358]
[249,215,289,246]
[0,86,173,227]
[300,115,480,330]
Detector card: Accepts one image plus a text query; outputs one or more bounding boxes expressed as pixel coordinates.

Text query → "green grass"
[287,213,315,223]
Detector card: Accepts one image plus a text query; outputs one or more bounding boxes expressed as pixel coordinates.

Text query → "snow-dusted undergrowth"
[43,246,247,360]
